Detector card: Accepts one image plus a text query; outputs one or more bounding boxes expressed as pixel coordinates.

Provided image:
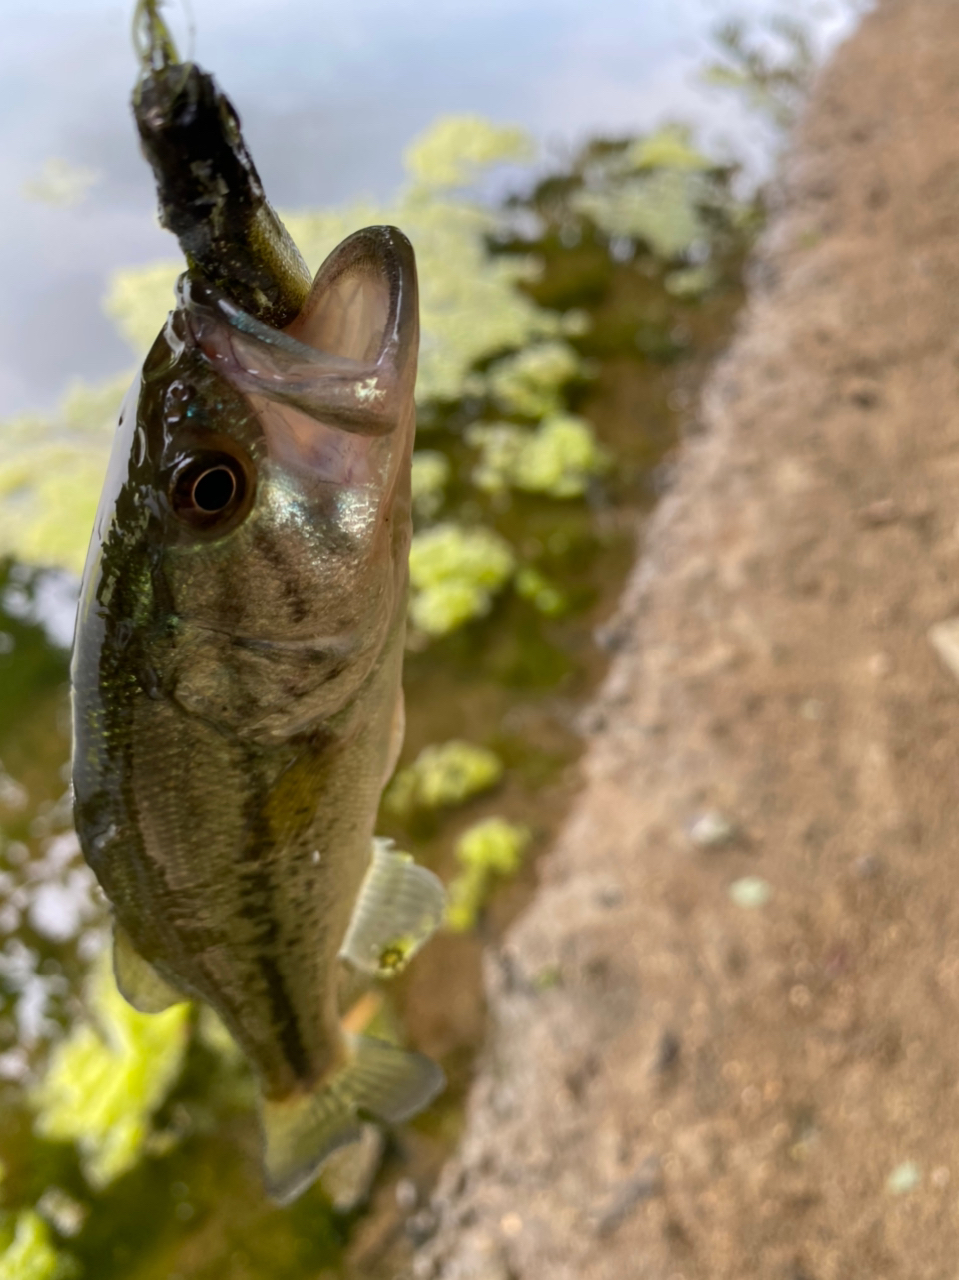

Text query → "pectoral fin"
[113,925,186,1014]
[339,839,446,977]
[261,1033,444,1205]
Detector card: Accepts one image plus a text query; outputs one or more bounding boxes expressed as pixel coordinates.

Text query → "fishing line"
[131,0,197,97]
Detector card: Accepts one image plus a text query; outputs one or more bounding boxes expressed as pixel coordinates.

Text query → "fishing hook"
[132,0,181,73]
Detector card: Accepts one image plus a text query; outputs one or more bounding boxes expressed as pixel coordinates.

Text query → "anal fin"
[113,924,186,1014]
[339,838,446,977]
[262,1033,445,1205]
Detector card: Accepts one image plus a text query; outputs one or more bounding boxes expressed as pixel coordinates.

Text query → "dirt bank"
[414,2,959,1276]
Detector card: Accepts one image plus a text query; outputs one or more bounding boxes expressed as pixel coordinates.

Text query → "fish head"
[73,227,419,743]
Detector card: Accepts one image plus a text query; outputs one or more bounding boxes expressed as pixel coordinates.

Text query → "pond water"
[0,4,864,1278]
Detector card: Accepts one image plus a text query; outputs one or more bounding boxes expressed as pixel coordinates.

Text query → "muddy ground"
[413,2,959,1276]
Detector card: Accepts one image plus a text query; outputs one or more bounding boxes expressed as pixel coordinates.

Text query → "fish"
[70,42,446,1205]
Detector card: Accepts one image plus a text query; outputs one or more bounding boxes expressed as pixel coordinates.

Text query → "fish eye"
[193,465,236,512]
[169,451,253,532]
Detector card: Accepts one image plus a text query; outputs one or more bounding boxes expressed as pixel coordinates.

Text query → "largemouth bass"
[71,38,444,1205]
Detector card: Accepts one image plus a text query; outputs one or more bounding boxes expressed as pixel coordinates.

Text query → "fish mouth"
[180,226,419,485]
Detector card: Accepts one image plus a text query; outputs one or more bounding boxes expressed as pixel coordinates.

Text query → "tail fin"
[261,1033,445,1205]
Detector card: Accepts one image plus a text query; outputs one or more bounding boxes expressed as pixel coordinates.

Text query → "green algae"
[664,264,719,298]
[572,169,713,261]
[486,340,587,419]
[0,376,129,577]
[403,115,533,189]
[384,740,504,818]
[30,958,190,1189]
[467,414,608,499]
[408,524,516,637]
[514,566,566,617]
[445,818,531,933]
[625,124,714,173]
[22,158,99,210]
[411,451,451,522]
[0,1210,75,1280]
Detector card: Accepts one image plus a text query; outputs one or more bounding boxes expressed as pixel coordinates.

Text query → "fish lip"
[178,273,395,437]
[177,225,419,439]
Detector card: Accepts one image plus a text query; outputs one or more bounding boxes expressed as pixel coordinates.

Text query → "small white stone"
[395,1177,418,1212]
[729,876,772,909]
[929,618,959,683]
[500,1212,523,1237]
[689,811,736,848]
[886,1161,921,1195]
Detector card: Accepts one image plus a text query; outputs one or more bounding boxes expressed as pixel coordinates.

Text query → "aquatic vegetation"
[486,340,587,419]
[404,115,533,189]
[408,524,516,637]
[0,1210,74,1280]
[568,123,751,268]
[467,414,608,499]
[385,740,504,817]
[0,377,127,577]
[573,168,713,261]
[445,818,531,933]
[514,566,567,617]
[411,451,452,522]
[625,124,713,172]
[22,158,99,209]
[103,261,185,356]
[30,959,190,1189]
[664,264,719,298]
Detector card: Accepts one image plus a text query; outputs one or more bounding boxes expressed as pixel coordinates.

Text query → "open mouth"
[180,226,419,486]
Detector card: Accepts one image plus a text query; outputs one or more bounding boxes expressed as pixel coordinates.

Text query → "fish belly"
[75,635,404,1099]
